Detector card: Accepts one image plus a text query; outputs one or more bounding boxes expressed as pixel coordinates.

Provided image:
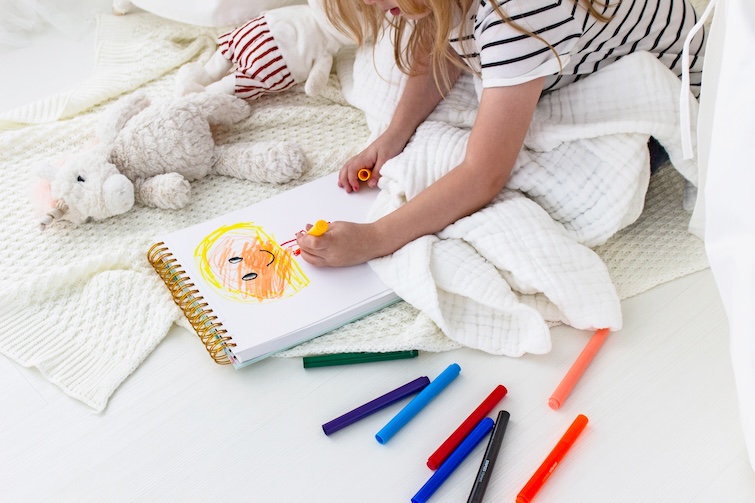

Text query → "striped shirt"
[218,16,295,100]
[449,0,705,97]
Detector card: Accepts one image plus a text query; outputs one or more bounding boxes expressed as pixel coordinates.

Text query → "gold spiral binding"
[147,242,236,365]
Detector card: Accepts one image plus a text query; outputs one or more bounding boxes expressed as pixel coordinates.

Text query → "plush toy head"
[34,148,135,227]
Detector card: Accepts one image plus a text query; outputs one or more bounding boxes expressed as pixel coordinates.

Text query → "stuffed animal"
[175,2,353,100]
[33,91,307,228]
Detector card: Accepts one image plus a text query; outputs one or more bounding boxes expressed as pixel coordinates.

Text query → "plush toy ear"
[30,160,63,227]
[102,174,135,216]
[33,158,58,182]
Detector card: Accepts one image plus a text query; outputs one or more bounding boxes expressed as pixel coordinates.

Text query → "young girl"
[296,0,706,267]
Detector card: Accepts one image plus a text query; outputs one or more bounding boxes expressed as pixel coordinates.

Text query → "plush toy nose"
[103,174,135,216]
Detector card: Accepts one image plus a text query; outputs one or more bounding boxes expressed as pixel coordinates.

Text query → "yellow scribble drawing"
[195,222,309,302]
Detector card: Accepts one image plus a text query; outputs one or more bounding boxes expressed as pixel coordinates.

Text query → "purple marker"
[322,376,431,435]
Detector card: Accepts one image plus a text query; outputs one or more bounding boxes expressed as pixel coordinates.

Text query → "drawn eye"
[242,272,258,281]
[77,175,85,182]
[228,257,243,264]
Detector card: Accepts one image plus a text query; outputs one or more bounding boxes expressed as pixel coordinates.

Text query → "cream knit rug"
[0,12,708,412]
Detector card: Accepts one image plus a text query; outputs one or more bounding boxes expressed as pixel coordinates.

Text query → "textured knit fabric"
[0,11,709,411]
[218,16,296,100]
[450,0,706,96]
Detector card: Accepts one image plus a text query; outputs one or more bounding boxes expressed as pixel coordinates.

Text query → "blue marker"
[411,417,495,503]
[375,363,461,444]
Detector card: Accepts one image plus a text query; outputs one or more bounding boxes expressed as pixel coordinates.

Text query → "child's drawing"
[195,222,309,302]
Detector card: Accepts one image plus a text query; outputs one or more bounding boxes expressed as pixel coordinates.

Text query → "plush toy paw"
[213,142,307,184]
[111,0,132,15]
[176,63,211,96]
[134,173,192,209]
[258,142,308,183]
[304,54,334,98]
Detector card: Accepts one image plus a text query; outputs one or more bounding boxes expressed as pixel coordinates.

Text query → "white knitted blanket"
[0,12,708,412]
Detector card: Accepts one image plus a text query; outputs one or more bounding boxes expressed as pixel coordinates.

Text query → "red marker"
[426,384,507,470]
[516,414,589,503]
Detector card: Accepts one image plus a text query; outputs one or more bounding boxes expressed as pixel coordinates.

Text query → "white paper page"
[160,173,398,364]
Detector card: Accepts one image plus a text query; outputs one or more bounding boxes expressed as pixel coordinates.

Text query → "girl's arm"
[299,77,545,268]
[339,48,462,192]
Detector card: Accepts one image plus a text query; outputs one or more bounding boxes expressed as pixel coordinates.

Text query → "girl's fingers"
[339,163,357,193]
[298,249,327,267]
[349,163,366,191]
[340,155,371,192]
[368,165,381,187]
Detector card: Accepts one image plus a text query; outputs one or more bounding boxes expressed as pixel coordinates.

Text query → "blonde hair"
[321,0,616,94]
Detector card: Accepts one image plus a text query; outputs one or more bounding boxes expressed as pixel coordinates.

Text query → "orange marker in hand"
[307,220,329,236]
[357,168,372,182]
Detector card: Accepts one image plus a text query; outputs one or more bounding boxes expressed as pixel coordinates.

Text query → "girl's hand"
[338,44,459,193]
[295,221,388,267]
[339,130,408,192]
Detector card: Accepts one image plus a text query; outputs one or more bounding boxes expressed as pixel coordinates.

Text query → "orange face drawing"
[195,222,309,302]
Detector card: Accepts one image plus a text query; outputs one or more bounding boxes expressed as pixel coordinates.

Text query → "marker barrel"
[375,363,461,444]
[427,384,507,469]
[516,414,589,503]
[322,376,430,435]
[549,329,610,409]
[467,410,510,503]
[304,350,418,368]
[412,417,495,503]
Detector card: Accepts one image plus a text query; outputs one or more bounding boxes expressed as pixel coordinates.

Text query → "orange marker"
[548,328,610,410]
[516,414,589,503]
[357,168,372,182]
[307,220,329,236]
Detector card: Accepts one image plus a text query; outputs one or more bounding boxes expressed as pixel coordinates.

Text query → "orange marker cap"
[307,220,329,236]
[357,168,372,182]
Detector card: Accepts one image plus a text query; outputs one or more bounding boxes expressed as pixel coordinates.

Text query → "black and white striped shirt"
[449,0,705,97]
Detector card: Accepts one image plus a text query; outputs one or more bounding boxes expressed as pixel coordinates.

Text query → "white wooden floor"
[2,6,755,502]
[2,270,754,502]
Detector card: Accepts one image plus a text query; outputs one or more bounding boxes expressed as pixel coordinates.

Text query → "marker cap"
[307,220,328,236]
[357,168,372,181]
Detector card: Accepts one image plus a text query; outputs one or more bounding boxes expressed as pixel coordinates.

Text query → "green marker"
[303,350,419,368]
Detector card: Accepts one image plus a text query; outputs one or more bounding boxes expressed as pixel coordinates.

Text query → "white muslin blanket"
[339,41,699,356]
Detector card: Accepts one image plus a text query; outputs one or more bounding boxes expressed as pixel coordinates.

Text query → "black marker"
[467,410,510,503]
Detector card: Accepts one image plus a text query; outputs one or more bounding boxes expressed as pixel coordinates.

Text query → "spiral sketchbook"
[148,172,400,368]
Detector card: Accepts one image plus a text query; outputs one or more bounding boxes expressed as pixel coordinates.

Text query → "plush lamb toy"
[174,2,353,100]
[33,91,306,227]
